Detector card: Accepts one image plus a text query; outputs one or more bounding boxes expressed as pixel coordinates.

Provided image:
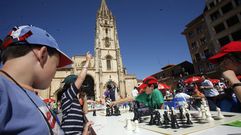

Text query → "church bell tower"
[94,0,126,98]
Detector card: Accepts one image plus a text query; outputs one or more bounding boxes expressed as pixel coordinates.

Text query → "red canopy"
[209,79,220,84]
[184,76,203,84]
[237,75,241,80]
[158,83,171,90]
[43,98,55,103]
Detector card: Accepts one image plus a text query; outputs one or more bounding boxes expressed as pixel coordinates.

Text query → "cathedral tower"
[94,0,126,98]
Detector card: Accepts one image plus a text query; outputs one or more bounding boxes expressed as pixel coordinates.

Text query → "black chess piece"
[171,114,179,129]
[110,107,113,116]
[179,107,185,120]
[113,106,121,116]
[106,107,111,116]
[149,112,155,125]
[186,113,193,125]
[163,111,169,127]
[93,110,96,116]
[154,111,161,126]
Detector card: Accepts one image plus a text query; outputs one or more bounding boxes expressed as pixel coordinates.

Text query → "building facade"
[151,61,194,88]
[182,0,241,77]
[38,0,137,99]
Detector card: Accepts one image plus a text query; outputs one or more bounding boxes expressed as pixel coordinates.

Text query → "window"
[209,2,215,8]
[106,55,112,70]
[188,31,194,38]
[204,49,211,58]
[218,36,230,46]
[105,28,108,34]
[221,2,233,14]
[195,53,201,61]
[196,25,204,34]
[104,37,110,47]
[235,0,241,5]
[227,15,239,27]
[231,29,241,41]
[214,23,225,33]
[200,37,207,45]
[210,11,221,21]
[191,42,197,50]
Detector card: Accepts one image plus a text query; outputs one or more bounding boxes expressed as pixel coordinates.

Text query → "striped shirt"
[61,83,84,135]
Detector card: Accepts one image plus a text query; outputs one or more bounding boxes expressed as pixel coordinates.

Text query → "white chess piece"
[205,111,214,122]
[124,118,128,128]
[216,107,224,119]
[166,106,170,112]
[201,106,206,120]
[197,107,202,118]
[126,119,133,130]
[134,120,140,132]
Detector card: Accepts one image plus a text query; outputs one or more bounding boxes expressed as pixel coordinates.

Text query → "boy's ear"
[38,46,48,67]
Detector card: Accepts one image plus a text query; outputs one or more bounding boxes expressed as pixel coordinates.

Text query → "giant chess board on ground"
[137,110,241,135]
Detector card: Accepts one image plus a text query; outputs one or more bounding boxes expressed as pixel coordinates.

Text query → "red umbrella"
[184,76,203,84]
[158,83,170,90]
[209,79,220,84]
[43,98,55,103]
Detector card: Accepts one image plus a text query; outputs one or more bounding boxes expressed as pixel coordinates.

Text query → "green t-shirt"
[135,88,164,108]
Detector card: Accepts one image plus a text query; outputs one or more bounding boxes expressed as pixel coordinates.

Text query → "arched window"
[106,55,112,70]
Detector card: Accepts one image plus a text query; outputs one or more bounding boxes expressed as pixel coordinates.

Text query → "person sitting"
[111,76,164,109]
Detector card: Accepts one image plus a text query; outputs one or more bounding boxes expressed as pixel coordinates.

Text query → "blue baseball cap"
[2,25,73,68]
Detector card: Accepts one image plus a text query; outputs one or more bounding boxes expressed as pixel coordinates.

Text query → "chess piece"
[171,114,179,129]
[166,106,170,112]
[93,110,96,116]
[113,105,121,116]
[179,107,185,120]
[149,112,155,125]
[197,107,202,118]
[204,106,213,122]
[201,108,206,120]
[154,111,161,126]
[216,107,224,119]
[110,106,114,116]
[163,111,170,127]
[186,113,193,125]
[124,118,128,128]
[134,120,140,132]
[127,119,133,130]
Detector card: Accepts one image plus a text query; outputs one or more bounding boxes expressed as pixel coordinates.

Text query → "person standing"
[200,74,219,111]
[58,52,93,135]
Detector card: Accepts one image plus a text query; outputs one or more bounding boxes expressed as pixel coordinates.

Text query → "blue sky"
[0,0,205,79]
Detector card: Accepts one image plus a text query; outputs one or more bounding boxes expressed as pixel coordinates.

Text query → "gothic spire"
[97,0,113,18]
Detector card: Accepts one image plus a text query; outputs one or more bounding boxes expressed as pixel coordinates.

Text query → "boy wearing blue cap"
[0,25,73,135]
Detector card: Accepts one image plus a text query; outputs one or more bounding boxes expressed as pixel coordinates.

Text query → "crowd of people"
[0,25,241,135]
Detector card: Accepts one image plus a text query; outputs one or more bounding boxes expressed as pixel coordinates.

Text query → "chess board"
[137,110,241,135]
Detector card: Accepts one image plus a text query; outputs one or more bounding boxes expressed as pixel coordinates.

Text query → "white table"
[86,110,241,135]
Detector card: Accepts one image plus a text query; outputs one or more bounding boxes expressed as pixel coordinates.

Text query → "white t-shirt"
[201,79,219,97]
[174,93,191,101]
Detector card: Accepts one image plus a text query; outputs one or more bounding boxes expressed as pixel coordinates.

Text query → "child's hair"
[147,83,158,89]
[0,42,58,64]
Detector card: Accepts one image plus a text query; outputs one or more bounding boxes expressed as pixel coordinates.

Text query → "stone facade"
[38,0,137,99]
[182,0,241,77]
